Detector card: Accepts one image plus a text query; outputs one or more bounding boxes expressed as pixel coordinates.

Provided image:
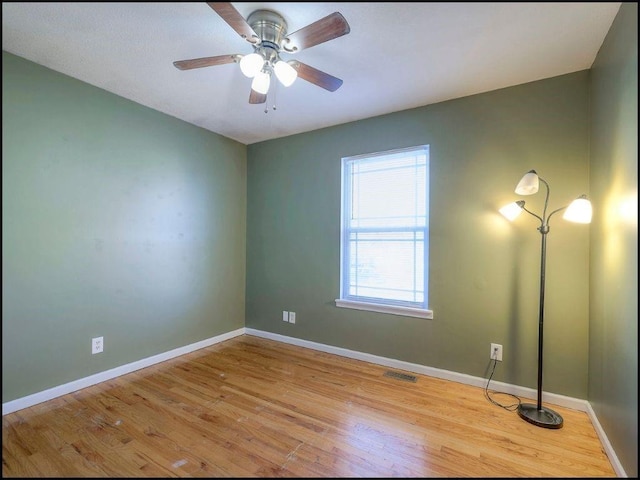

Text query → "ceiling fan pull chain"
[272,81,278,111]
[264,80,269,114]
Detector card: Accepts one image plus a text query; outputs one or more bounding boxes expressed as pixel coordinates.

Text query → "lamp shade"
[562,195,592,223]
[274,60,297,87]
[251,70,271,94]
[499,200,525,221]
[239,53,264,78]
[515,170,539,195]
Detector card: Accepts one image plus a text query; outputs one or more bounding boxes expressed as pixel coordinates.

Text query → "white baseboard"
[245,328,588,410]
[2,328,246,416]
[584,401,628,477]
[2,326,626,477]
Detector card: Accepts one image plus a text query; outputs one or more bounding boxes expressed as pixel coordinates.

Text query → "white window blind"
[338,145,430,317]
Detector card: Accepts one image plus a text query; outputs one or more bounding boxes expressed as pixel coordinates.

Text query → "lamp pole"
[518,176,565,429]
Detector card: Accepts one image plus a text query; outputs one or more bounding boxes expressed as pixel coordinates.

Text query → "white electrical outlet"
[288,311,296,324]
[282,311,289,322]
[92,336,104,354]
[490,343,503,361]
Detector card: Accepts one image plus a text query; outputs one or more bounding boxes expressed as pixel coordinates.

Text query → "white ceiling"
[2,2,621,145]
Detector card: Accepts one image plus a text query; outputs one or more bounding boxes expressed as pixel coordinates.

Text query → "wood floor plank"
[2,334,616,477]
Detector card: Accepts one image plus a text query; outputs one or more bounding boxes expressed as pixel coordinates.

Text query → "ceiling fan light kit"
[173,2,350,106]
[273,60,297,87]
[239,52,263,77]
[251,70,271,95]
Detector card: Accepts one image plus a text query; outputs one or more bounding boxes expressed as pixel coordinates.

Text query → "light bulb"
[251,70,271,94]
[499,201,525,221]
[563,195,592,224]
[515,170,539,195]
[274,60,297,87]
[239,53,264,78]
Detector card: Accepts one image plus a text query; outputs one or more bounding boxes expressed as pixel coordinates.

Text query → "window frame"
[336,145,433,319]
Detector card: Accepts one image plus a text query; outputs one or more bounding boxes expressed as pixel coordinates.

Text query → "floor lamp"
[499,170,592,429]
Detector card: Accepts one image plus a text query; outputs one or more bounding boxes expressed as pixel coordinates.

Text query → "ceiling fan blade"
[173,54,238,70]
[292,61,343,92]
[207,2,259,44]
[249,89,267,104]
[283,12,350,53]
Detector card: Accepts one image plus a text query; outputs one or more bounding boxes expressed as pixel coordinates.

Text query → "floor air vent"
[383,370,417,382]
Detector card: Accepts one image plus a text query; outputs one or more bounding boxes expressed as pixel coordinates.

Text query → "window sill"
[335,299,433,319]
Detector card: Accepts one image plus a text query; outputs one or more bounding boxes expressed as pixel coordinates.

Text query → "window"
[336,145,432,319]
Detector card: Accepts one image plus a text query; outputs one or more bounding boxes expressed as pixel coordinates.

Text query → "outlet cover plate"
[490,343,503,361]
[92,336,104,354]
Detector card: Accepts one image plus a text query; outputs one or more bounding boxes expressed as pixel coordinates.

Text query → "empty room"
[2,2,637,478]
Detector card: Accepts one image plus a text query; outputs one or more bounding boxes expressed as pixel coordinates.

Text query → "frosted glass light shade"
[239,53,264,78]
[563,195,592,223]
[274,60,297,87]
[499,200,525,221]
[515,171,539,195]
[251,70,271,94]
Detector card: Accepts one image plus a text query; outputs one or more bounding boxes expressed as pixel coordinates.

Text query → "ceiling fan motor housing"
[247,10,288,62]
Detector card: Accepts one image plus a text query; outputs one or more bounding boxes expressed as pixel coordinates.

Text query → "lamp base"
[517,403,563,429]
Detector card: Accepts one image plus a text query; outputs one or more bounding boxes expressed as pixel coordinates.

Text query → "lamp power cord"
[484,357,522,412]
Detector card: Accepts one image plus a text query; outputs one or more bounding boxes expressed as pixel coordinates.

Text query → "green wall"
[246,71,591,399]
[2,51,247,403]
[589,3,638,477]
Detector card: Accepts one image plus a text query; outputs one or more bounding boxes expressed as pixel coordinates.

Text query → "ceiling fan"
[173,2,351,105]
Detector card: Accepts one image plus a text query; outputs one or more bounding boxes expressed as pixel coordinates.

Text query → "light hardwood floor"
[2,334,616,477]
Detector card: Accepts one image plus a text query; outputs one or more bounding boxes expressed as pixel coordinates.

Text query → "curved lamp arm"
[521,204,544,225]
